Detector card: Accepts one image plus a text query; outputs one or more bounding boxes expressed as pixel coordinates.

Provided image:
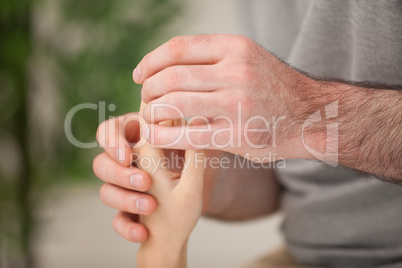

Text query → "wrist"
[284,74,339,161]
[137,238,188,268]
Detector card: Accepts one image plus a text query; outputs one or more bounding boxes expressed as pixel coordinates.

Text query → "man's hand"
[134,34,402,180]
[93,113,157,242]
[134,34,311,162]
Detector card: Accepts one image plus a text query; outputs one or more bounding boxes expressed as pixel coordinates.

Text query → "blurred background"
[0,0,283,267]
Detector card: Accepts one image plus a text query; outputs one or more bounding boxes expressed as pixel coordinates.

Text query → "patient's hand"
[136,103,205,268]
[93,110,215,247]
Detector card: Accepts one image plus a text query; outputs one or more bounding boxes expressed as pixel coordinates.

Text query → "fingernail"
[131,229,139,241]
[130,174,143,189]
[136,198,148,213]
[116,148,125,162]
[142,124,149,141]
[133,65,141,82]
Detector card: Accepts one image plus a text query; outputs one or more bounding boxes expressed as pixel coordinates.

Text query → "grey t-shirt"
[237,0,402,267]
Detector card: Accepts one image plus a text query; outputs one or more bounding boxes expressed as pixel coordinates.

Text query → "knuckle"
[238,64,254,81]
[229,64,254,85]
[164,67,180,90]
[168,36,186,61]
[231,35,254,53]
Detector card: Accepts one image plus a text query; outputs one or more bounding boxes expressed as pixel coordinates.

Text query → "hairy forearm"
[203,152,281,221]
[298,76,402,182]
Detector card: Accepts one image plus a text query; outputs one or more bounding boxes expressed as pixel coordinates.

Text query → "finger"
[112,211,148,242]
[146,120,231,151]
[96,113,142,166]
[179,150,205,193]
[142,91,225,124]
[100,183,157,215]
[137,101,168,164]
[133,35,231,84]
[93,152,151,192]
[141,65,222,103]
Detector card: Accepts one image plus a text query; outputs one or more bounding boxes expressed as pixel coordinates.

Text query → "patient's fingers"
[112,211,148,242]
[96,113,142,166]
[93,152,151,191]
[100,183,157,215]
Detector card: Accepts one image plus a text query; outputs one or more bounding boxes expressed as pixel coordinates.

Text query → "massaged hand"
[136,108,205,267]
[93,110,211,246]
[134,34,315,161]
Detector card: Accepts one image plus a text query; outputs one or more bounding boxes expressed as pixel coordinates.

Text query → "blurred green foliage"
[0,0,180,266]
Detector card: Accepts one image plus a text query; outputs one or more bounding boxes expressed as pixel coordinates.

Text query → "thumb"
[179,150,205,193]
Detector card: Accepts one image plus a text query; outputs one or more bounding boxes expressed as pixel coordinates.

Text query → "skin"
[135,34,401,180]
[135,102,205,267]
[93,112,280,242]
[93,34,401,263]
[94,102,280,267]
